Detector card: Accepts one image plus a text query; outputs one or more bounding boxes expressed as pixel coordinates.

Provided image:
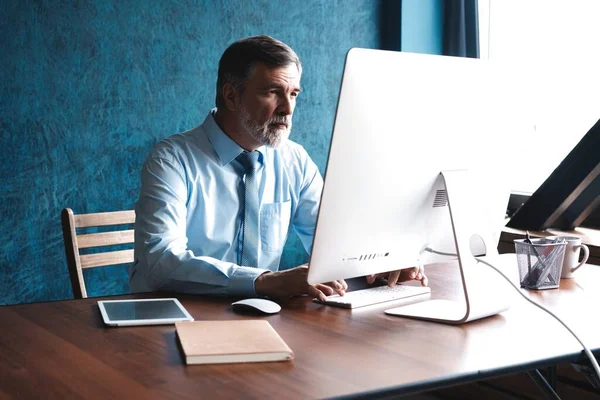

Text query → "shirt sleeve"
[292,151,324,255]
[130,153,269,297]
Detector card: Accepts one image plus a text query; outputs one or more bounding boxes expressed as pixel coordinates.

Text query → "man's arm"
[131,154,268,296]
[254,264,347,302]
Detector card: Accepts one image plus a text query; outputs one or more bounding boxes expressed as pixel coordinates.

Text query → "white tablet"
[98,298,194,327]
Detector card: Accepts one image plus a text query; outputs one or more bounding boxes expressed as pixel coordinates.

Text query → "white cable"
[475,256,600,381]
[425,247,458,257]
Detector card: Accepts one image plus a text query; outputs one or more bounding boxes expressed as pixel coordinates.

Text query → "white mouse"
[231,298,281,314]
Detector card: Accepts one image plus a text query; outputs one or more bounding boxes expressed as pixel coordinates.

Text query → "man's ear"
[222,82,241,111]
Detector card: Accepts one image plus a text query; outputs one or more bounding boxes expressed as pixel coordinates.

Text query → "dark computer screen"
[103,299,188,321]
[507,118,600,230]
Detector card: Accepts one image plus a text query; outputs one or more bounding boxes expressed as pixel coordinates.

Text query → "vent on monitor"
[433,189,448,208]
[347,252,390,261]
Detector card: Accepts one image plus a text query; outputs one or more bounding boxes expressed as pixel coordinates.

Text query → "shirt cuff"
[229,267,270,297]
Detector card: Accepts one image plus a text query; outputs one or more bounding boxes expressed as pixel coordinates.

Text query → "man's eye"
[291,92,299,98]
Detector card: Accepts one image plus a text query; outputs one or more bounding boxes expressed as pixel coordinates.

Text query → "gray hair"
[215,35,302,108]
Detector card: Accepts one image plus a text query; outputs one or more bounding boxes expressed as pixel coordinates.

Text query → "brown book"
[175,320,294,365]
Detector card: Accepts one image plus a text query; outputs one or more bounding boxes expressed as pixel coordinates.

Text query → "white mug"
[548,236,590,279]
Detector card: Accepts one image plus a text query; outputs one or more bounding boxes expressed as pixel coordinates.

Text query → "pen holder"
[514,238,566,290]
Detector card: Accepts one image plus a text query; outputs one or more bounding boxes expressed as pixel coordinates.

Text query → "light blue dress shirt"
[129,110,323,296]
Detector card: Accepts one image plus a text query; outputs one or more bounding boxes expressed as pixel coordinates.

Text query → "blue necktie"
[237,151,260,267]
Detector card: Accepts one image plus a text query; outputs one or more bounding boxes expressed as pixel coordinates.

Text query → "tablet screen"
[98,298,193,326]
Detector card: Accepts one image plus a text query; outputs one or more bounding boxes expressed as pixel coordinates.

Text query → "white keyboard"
[315,285,431,309]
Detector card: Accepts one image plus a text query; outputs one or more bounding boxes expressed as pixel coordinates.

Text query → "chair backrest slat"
[61,208,135,299]
[80,249,135,269]
[76,230,135,249]
[74,210,135,228]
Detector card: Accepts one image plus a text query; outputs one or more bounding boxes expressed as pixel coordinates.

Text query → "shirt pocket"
[260,201,292,252]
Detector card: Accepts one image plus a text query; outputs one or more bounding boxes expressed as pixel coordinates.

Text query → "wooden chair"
[61,208,136,299]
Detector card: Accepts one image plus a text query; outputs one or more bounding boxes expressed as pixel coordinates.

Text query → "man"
[130,35,426,302]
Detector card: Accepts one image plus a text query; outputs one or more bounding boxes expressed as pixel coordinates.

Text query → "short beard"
[240,107,292,148]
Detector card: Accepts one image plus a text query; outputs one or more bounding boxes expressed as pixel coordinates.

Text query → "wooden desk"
[499,225,600,265]
[1,260,599,399]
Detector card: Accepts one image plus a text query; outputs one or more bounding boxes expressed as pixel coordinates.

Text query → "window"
[483,0,600,194]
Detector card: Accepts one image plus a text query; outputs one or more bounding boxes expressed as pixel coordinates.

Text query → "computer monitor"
[506,118,600,231]
[307,49,521,324]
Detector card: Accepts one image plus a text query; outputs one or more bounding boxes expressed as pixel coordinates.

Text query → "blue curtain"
[443,0,479,58]
[381,0,402,51]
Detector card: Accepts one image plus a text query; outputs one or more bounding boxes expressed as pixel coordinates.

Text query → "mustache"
[268,116,291,127]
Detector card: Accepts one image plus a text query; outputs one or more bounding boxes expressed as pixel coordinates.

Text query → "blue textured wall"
[0,0,386,305]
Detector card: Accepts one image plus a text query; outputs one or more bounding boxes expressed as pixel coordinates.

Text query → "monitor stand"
[385,170,511,324]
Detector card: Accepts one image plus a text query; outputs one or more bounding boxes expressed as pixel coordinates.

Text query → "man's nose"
[277,96,294,116]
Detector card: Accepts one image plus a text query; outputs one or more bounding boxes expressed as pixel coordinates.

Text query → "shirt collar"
[202,109,265,167]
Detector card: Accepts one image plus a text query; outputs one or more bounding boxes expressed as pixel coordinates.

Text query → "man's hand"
[254,264,348,302]
[366,264,428,287]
